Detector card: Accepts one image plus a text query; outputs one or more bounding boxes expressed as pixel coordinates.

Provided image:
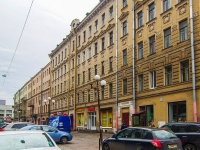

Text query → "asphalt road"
[57,131,113,150]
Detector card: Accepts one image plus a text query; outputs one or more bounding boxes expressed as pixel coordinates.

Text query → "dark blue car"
[20,125,72,144]
[102,127,182,150]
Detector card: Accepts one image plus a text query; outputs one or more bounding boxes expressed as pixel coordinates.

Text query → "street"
[57,131,113,150]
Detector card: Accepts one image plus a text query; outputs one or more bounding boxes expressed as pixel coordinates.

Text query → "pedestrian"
[149,121,155,127]
[121,120,127,130]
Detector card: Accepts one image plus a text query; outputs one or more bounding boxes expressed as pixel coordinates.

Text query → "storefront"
[101,108,112,128]
[76,108,85,129]
[87,107,96,130]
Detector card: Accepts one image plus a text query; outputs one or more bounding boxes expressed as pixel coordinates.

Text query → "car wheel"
[102,143,110,150]
[60,136,68,144]
[184,144,196,150]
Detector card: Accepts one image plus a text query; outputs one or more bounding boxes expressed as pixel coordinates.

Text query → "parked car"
[20,125,73,144]
[161,122,200,150]
[3,122,34,131]
[0,130,61,150]
[102,127,182,150]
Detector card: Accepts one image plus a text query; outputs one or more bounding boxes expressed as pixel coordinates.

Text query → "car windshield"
[0,133,55,150]
[153,130,177,140]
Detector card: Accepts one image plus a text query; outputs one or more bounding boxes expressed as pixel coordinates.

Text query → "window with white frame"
[94,42,98,55]
[123,0,127,7]
[149,35,155,54]
[88,47,92,59]
[83,71,85,84]
[138,74,144,91]
[163,0,170,12]
[109,6,113,20]
[138,11,143,28]
[181,60,189,82]
[82,51,86,62]
[164,28,171,48]
[88,90,91,102]
[82,92,85,102]
[138,42,143,59]
[102,13,105,26]
[77,54,80,65]
[95,20,98,32]
[149,2,155,21]
[150,70,156,89]
[77,74,80,85]
[123,21,127,36]
[109,31,113,45]
[179,19,188,42]
[89,25,92,37]
[165,65,172,85]
[71,58,74,69]
[88,68,91,81]
[77,93,80,104]
[78,35,81,46]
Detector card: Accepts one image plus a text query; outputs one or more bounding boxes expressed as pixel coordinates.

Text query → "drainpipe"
[189,0,197,122]
[132,0,136,115]
[115,0,119,133]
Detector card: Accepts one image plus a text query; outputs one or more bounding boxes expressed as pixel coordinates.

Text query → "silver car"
[0,130,61,150]
[4,122,34,131]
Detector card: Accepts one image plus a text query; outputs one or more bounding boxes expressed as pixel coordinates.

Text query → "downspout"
[132,0,136,115]
[190,0,197,122]
[115,0,119,133]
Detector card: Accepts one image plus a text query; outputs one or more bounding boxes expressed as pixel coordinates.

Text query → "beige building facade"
[14,0,200,133]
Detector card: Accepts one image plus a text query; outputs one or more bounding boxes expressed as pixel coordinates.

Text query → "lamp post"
[18,109,22,121]
[44,97,55,124]
[94,75,106,148]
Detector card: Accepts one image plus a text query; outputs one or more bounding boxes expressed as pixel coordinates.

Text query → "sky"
[0,0,99,105]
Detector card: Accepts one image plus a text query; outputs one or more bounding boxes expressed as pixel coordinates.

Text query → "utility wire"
[0,0,35,95]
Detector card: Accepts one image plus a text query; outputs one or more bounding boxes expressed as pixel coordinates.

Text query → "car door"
[110,129,132,150]
[171,124,188,145]
[187,125,200,149]
[42,126,59,142]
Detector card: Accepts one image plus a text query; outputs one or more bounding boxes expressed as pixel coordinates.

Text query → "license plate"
[168,144,177,149]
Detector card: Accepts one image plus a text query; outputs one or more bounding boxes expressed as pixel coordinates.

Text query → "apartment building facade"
[13,0,200,132]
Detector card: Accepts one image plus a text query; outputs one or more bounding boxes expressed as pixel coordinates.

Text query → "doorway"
[88,112,96,130]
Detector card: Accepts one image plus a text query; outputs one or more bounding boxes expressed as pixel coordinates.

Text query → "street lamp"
[44,97,55,121]
[18,109,22,122]
[94,75,106,148]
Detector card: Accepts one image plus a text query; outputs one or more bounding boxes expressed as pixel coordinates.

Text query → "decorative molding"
[162,13,171,24]
[148,22,155,32]
[118,11,129,21]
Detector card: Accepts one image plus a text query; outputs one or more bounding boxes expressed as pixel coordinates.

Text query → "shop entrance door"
[88,112,96,130]
[122,112,129,127]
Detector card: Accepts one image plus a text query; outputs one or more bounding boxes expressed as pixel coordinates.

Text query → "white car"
[4,122,34,131]
[0,130,61,150]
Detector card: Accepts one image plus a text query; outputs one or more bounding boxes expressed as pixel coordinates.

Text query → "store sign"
[88,107,95,111]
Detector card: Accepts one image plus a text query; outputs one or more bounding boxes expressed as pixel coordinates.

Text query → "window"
[165,66,172,85]
[149,35,155,54]
[72,77,74,88]
[123,21,127,36]
[138,42,143,59]
[164,28,171,48]
[95,20,98,32]
[55,57,57,65]
[101,37,105,50]
[77,74,80,85]
[83,31,86,42]
[179,19,188,42]
[71,95,74,106]
[109,31,113,45]
[109,83,113,98]
[163,0,170,12]
[149,3,155,21]
[123,78,127,95]
[83,71,85,84]
[101,61,105,75]
[101,86,105,100]
[72,58,74,69]
[150,70,156,89]
[95,42,98,55]
[88,68,91,81]
[78,35,81,46]
[138,11,143,28]
[181,60,189,82]
[61,51,63,60]
[77,54,80,65]
[88,90,91,102]
[138,74,144,91]
[109,6,113,20]
[82,92,85,102]
[94,65,98,75]
[101,109,112,127]
[72,40,75,51]
[109,57,113,71]
[89,26,92,37]
[77,93,80,104]
[102,13,105,26]
[123,49,127,66]
[123,0,127,7]
[88,47,92,59]
[83,51,86,62]
[65,48,67,58]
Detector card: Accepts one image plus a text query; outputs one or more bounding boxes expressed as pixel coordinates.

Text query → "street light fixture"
[44,97,55,124]
[94,75,106,148]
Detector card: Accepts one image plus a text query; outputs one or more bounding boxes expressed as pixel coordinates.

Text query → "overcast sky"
[0,0,99,105]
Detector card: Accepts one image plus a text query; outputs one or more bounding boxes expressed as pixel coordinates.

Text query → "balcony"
[28,100,34,107]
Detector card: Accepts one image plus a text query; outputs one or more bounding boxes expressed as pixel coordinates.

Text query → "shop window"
[101,109,112,127]
[168,101,186,122]
[77,113,84,127]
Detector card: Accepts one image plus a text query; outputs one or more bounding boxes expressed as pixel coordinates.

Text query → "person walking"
[121,120,127,130]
